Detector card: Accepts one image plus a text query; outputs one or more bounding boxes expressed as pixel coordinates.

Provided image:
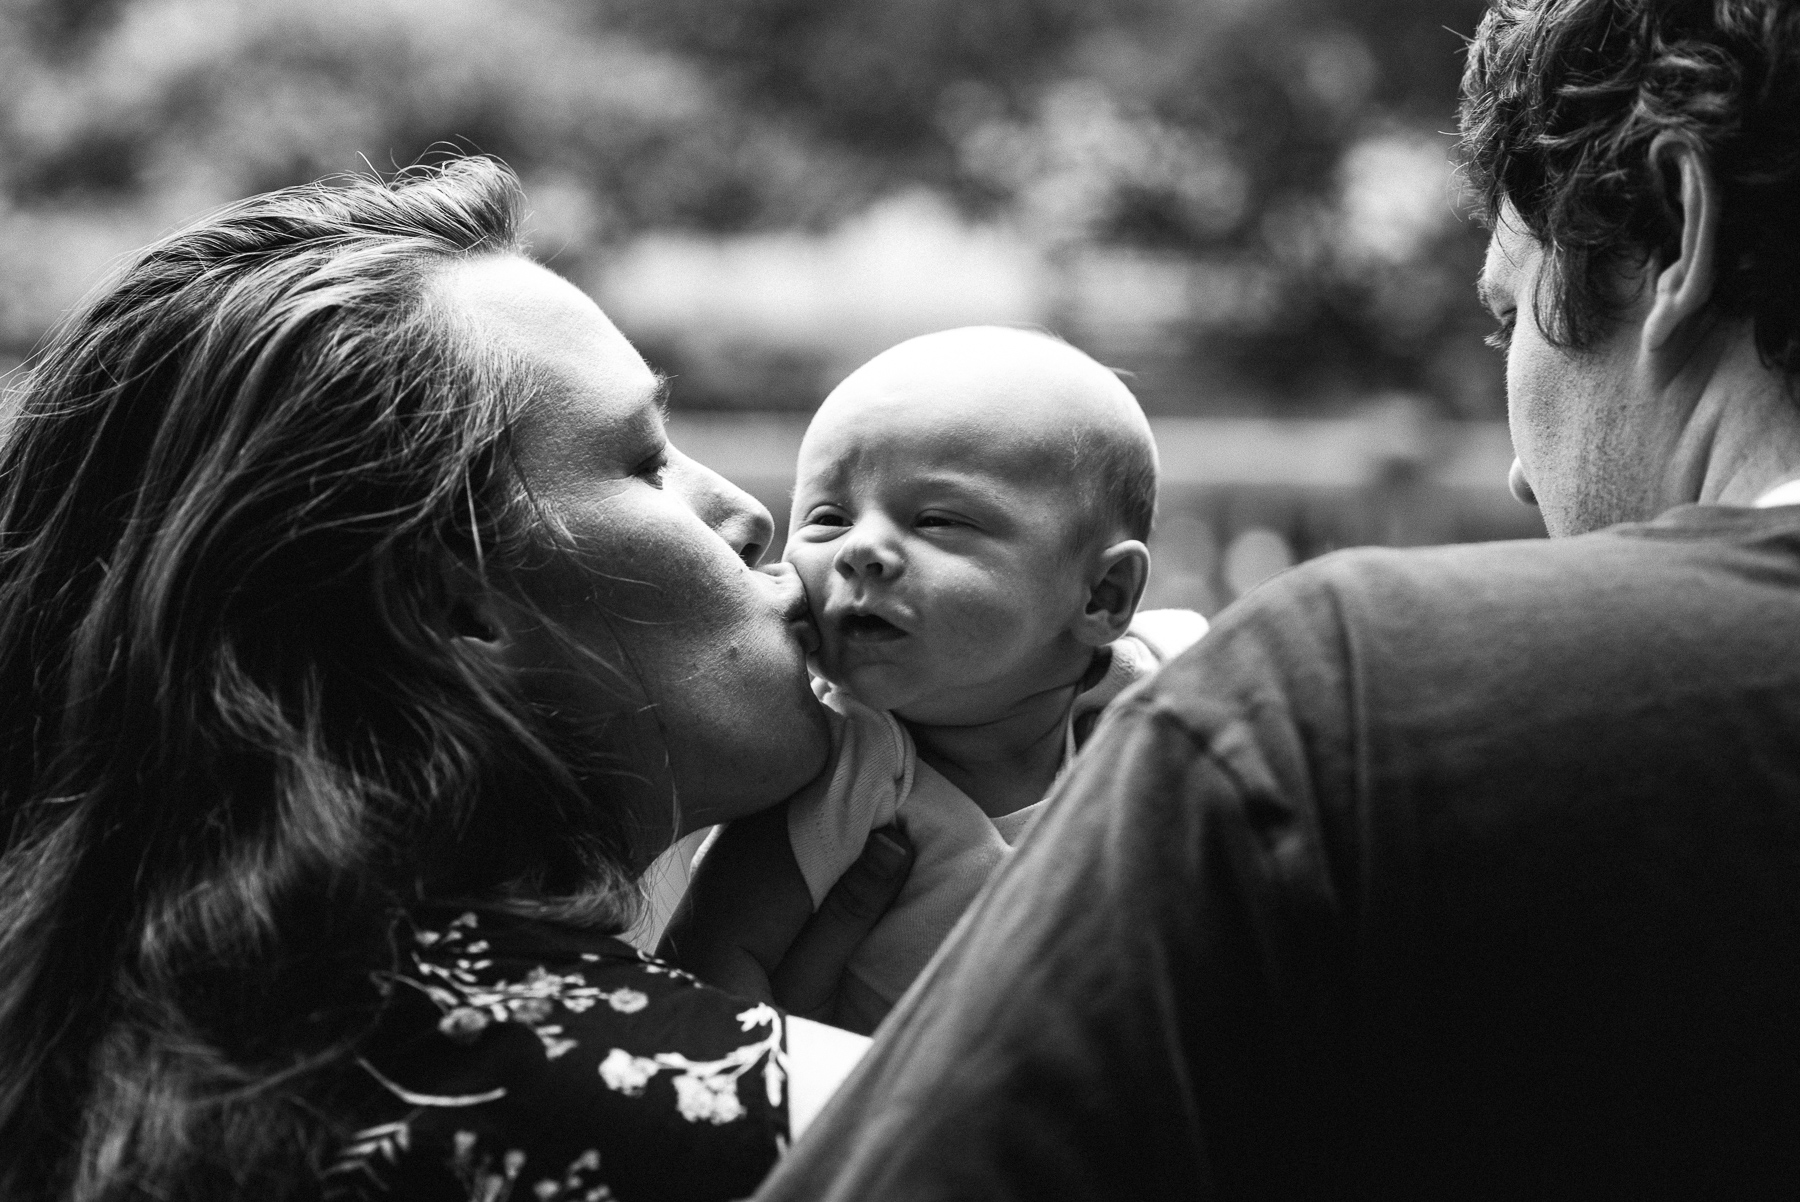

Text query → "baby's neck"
[900,682,1080,819]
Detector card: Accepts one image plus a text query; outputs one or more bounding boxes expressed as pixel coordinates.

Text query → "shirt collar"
[1753,477,1800,509]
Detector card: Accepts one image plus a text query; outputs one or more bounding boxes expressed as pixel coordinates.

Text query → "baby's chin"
[819,661,934,715]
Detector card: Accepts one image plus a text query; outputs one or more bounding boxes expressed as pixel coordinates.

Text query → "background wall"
[0,0,1540,613]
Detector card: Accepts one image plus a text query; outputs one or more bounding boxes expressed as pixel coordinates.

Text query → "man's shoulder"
[1303,505,1800,637]
[1147,535,1568,696]
[1217,507,1797,646]
[1297,520,1678,605]
[1148,508,1800,729]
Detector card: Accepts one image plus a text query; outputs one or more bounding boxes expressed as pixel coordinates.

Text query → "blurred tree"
[0,0,1505,416]
[602,0,1502,413]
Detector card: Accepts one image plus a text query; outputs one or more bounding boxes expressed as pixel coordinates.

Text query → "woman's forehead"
[440,257,653,389]
[436,255,669,501]
[439,255,661,429]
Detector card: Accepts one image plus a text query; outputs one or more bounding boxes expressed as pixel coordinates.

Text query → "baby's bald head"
[806,326,1156,550]
[790,328,1158,716]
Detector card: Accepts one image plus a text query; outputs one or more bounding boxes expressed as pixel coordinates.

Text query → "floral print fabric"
[325,905,788,1202]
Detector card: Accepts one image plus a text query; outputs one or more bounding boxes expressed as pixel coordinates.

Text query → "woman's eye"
[635,451,669,488]
[916,514,963,529]
[1485,312,1516,352]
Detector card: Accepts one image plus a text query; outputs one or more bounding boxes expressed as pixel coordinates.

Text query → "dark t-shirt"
[756,504,1800,1200]
[325,904,787,1202]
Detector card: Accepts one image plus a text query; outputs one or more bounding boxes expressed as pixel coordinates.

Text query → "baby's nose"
[836,527,902,580]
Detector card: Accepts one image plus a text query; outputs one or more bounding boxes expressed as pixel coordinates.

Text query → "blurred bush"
[0,0,1503,420]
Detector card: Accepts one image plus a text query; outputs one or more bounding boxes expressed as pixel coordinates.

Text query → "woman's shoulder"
[325,904,788,1202]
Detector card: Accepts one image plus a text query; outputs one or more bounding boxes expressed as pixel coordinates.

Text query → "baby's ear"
[1076,540,1150,647]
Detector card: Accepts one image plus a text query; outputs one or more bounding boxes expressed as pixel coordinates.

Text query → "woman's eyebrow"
[648,374,672,419]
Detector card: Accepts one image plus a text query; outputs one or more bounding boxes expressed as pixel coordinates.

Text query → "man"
[755,1,1800,1196]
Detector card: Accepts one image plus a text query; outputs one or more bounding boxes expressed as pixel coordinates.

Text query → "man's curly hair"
[1459,0,1800,376]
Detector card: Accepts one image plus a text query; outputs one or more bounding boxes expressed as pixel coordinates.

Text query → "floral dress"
[324,905,788,1202]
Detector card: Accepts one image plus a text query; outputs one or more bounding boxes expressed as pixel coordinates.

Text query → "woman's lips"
[767,564,821,655]
[786,610,822,656]
[780,593,822,656]
[839,613,906,643]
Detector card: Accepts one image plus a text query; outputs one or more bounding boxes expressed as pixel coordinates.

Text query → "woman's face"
[438,255,830,854]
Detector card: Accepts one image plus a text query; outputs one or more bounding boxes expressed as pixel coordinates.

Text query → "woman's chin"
[682,705,832,828]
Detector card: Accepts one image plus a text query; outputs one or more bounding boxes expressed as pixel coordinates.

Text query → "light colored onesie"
[788,609,1208,1033]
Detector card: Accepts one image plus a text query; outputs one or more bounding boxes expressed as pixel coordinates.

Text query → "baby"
[661,326,1205,1032]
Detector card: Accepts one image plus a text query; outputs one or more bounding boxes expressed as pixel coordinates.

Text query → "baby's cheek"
[783,547,832,616]
[931,592,1032,657]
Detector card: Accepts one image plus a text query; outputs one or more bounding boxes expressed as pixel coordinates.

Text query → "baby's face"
[785,395,1093,725]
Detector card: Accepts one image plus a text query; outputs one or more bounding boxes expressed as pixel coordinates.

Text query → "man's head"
[1460,0,1800,534]
[784,326,1156,724]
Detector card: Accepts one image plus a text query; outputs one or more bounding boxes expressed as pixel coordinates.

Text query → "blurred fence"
[670,412,1544,618]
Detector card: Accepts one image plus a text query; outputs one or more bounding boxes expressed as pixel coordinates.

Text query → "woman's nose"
[836,519,903,581]
[668,446,775,566]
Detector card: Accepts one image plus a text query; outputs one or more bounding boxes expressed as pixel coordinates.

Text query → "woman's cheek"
[669,636,829,819]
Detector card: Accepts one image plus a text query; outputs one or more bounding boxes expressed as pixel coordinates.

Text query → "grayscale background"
[0,0,1543,614]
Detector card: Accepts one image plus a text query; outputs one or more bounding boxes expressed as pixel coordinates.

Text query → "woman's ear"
[1642,133,1722,354]
[448,595,504,644]
[442,559,514,659]
[1075,539,1150,647]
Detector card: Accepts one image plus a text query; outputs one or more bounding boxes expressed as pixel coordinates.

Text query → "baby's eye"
[1485,312,1516,353]
[805,509,851,528]
[915,514,964,529]
[635,449,669,488]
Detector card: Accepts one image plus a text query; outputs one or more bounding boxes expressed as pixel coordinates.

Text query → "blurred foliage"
[0,0,1504,416]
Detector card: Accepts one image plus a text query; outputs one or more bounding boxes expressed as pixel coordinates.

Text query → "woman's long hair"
[0,158,641,1200]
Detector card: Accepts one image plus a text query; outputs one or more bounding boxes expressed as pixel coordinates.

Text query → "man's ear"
[1075,539,1150,647]
[1642,133,1722,353]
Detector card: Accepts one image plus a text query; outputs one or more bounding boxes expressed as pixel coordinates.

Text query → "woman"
[0,158,895,1201]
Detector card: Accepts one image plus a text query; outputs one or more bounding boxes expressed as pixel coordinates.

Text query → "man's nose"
[668,445,774,566]
[835,518,903,581]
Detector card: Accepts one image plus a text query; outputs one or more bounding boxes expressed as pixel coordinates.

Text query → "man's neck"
[901,682,1079,820]
[1663,321,1800,508]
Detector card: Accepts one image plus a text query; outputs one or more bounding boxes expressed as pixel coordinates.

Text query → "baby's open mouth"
[839,613,906,642]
